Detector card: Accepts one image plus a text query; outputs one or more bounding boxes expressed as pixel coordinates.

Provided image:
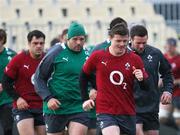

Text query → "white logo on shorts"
[100,121,104,128]
[46,124,48,131]
[15,115,20,121]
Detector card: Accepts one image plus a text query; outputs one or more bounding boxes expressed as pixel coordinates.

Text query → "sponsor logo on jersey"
[62,57,68,62]
[101,61,107,66]
[23,64,30,69]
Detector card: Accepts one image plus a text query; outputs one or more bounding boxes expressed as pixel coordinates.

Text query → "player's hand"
[133,66,143,81]
[161,91,172,105]
[0,83,3,93]
[16,97,29,110]
[89,89,97,100]
[47,98,61,110]
[82,99,95,111]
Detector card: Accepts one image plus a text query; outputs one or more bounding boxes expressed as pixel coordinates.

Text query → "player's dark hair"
[27,30,45,42]
[0,29,7,44]
[109,17,127,30]
[130,25,148,38]
[109,23,129,37]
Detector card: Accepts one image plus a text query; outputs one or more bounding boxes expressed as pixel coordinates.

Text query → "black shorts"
[44,112,90,133]
[12,108,45,126]
[96,114,135,135]
[0,103,13,131]
[136,113,159,131]
[172,97,180,109]
[88,118,96,129]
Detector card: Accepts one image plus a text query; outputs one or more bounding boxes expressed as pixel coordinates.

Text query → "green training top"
[0,47,16,106]
[35,43,89,114]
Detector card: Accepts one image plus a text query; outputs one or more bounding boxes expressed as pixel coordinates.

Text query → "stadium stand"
[0,0,179,134]
[0,0,179,51]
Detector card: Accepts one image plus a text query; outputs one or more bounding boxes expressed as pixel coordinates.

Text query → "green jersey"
[91,39,111,53]
[34,43,89,114]
[0,47,16,106]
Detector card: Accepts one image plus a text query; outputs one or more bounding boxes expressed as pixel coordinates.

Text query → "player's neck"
[109,46,126,57]
[29,51,42,59]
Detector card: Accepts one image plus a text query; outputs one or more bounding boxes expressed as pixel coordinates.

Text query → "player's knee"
[173,110,180,127]
[136,125,143,135]
[173,111,180,119]
[159,108,170,124]
[136,129,144,135]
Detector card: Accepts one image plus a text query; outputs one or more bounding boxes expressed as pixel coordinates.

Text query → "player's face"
[131,35,148,54]
[29,36,45,59]
[110,34,129,56]
[67,36,85,52]
[165,44,176,55]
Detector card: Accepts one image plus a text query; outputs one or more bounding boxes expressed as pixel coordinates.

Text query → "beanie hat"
[166,38,177,47]
[67,22,86,39]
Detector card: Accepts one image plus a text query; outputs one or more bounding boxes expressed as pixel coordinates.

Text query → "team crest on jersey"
[147,54,153,62]
[125,62,130,70]
[85,50,90,56]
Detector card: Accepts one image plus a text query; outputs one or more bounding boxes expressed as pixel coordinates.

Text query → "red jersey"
[83,48,148,115]
[164,53,180,97]
[4,51,44,109]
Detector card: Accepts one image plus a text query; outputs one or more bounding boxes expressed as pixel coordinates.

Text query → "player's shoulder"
[45,42,64,58]
[127,51,142,62]
[5,47,16,55]
[48,42,64,53]
[128,50,139,57]
[91,48,106,56]
[92,39,110,53]
[146,45,162,55]
[4,47,14,52]
[13,50,29,59]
